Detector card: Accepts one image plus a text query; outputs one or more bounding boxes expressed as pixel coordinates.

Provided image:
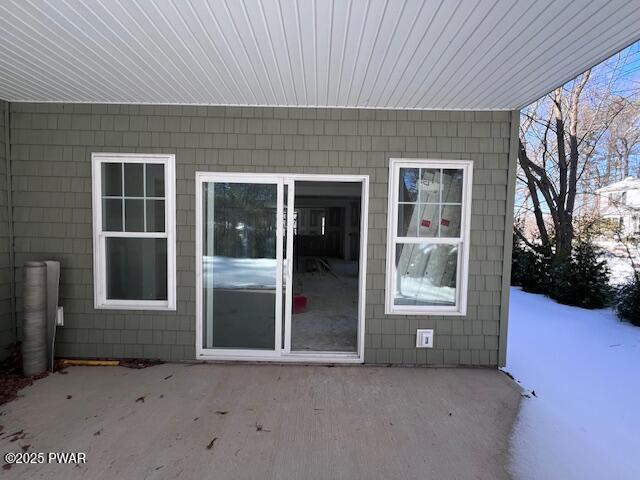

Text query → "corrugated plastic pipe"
[22,261,47,376]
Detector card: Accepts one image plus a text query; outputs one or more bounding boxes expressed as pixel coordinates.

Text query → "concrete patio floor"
[0,364,520,480]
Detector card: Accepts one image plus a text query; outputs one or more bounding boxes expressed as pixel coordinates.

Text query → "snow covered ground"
[505,288,640,480]
[596,238,638,286]
[603,251,638,286]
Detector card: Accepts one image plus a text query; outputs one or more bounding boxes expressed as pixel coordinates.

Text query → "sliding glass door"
[196,173,366,362]
[198,175,283,353]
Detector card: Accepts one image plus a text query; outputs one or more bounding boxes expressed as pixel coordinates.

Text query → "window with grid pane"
[92,154,176,310]
[386,159,473,315]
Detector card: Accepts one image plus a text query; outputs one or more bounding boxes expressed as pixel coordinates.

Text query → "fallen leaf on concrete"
[193,417,199,422]
[94,430,101,436]
[255,423,270,432]
[206,437,217,450]
[155,466,164,471]
[135,396,145,403]
[215,411,228,415]
[2,464,11,470]
[164,375,173,380]
[21,444,30,452]
[66,395,72,399]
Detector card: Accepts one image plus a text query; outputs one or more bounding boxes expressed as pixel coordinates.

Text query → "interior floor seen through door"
[290,181,361,352]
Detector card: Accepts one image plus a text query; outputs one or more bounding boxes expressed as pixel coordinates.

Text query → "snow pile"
[505,288,640,480]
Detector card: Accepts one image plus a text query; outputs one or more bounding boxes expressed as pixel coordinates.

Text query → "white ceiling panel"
[0,0,638,110]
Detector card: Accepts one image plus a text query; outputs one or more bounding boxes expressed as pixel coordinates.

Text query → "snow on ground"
[596,238,638,286]
[603,251,638,286]
[505,288,640,480]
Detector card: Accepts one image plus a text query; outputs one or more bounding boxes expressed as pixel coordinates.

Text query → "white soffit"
[0,0,638,110]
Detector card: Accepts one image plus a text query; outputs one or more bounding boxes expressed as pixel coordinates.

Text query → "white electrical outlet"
[416,329,434,348]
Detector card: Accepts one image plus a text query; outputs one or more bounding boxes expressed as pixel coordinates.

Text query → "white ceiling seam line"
[510,12,640,109]
[413,0,503,108]
[275,0,300,105]
[111,0,202,104]
[0,5,132,102]
[323,0,334,107]
[238,0,282,105]
[333,0,353,107]
[353,0,394,107]
[203,0,262,105]
[71,0,183,102]
[474,2,609,108]
[93,0,197,103]
[468,0,605,108]
[0,48,78,102]
[9,0,143,102]
[392,0,467,109]
[439,0,559,108]
[255,0,290,105]
[167,0,240,103]
[435,0,544,108]
[293,0,309,105]
[184,0,249,104]
[406,0,494,108]
[136,0,219,103]
[365,0,427,109]
[0,67,67,102]
[51,0,174,103]
[379,0,446,108]
[312,0,318,106]
[223,0,277,104]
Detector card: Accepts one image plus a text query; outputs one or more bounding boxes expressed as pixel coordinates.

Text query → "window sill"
[385,305,467,316]
[94,300,176,311]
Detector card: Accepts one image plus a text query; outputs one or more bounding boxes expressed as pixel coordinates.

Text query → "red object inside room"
[293,295,308,314]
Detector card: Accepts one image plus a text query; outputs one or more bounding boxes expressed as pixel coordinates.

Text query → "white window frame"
[385,158,473,316]
[91,153,176,311]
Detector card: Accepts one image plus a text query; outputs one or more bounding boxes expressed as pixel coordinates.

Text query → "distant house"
[597,177,640,235]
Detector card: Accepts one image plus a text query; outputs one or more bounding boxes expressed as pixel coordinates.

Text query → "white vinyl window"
[385,159,473,315]
[91,153,176,310]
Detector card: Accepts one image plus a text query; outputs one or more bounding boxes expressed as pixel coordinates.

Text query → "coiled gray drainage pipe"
[23,261,47,376]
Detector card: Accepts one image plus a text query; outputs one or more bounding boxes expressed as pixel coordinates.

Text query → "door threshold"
[196,352,363,364]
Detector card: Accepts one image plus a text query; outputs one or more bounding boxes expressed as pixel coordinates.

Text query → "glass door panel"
[202,180,281,350]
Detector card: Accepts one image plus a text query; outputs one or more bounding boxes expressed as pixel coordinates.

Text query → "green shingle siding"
[8,103,514,366]
[0,100,14,359]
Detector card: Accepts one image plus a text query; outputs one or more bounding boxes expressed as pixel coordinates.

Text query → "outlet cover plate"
[416,329,434,348]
